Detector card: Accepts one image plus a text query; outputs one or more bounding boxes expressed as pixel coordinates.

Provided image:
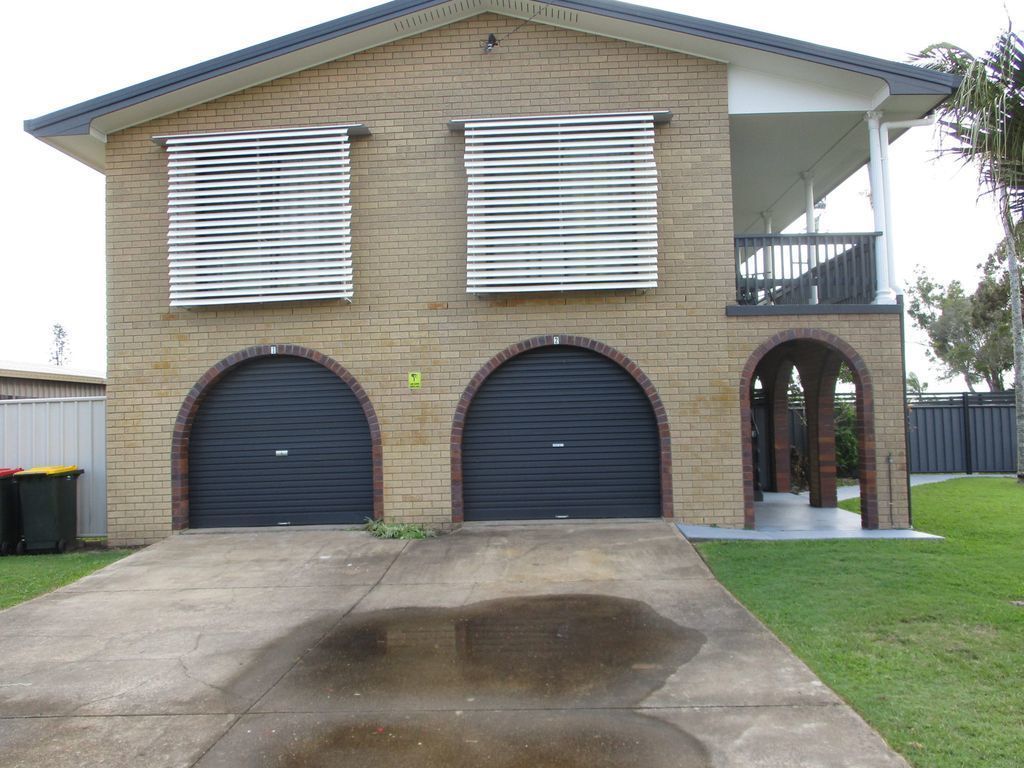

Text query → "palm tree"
[916,30,1024,482]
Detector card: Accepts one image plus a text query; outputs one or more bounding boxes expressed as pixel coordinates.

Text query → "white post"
[879,115,937,298]
[866,111,895,304]
[760,210,775,303]
[803,172,816,233]
[802,172,819,304]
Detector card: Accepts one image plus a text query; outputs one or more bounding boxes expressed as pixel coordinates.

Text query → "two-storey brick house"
[25,0,958,545]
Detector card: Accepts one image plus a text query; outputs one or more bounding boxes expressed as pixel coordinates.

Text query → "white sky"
[0,0,1012,387]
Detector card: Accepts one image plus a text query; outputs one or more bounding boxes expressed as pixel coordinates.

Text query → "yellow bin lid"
[16,465,78,476]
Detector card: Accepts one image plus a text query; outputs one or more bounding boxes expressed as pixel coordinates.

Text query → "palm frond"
[916,31,1024,216]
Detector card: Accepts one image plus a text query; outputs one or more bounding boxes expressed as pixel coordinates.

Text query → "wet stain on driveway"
[254,593,706,711]
[202,711,711,767]
[208,594,710,765]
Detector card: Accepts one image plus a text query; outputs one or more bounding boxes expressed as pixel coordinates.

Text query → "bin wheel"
[57,539,68,554]
[0,541,8,557]
[15,540,25,556]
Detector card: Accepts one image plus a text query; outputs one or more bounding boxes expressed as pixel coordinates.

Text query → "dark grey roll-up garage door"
[463,346,661,521]
[189,355,372,528]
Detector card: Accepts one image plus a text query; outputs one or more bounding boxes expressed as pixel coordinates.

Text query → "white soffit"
[728,66,885,115]
[730,112,868,234]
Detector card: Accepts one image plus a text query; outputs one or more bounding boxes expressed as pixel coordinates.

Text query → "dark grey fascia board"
[725,304,902,316]
[24,0,960,141]
[24,0,447,138]
[448,110,671,130]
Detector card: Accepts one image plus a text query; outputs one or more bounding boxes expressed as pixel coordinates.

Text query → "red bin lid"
[0,468,24,478]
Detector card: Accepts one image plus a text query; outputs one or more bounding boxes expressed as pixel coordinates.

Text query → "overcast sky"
[1,0,1012,387]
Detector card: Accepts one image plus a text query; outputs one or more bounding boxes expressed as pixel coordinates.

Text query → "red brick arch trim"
[171,345,382,530]
[450,335,673,524]
[739,329,877,529]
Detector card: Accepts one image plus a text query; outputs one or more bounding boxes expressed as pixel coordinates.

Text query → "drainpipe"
[879,115,937,298]
[865,111,896,305]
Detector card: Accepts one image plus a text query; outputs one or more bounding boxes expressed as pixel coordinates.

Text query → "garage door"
[462,346,661,521]
[189,355,372,527]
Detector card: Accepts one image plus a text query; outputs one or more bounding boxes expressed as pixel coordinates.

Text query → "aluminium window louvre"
[459,112,663,294]
[155,124,365,307]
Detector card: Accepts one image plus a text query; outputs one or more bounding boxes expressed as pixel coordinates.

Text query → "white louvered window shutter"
[462,112,660,293]
[157,124,363,307]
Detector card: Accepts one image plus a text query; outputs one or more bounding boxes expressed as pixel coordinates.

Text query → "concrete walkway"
[677,474,990,542]
[0,523,908,767]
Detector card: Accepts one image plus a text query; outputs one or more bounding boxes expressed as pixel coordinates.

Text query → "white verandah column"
[866,111,896,305]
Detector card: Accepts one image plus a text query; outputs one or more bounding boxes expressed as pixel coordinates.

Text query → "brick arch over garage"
[450,334,673,524]
[171,344,382,530]
[740,329,878,529]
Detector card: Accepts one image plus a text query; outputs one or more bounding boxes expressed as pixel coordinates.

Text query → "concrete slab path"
[0,522,908,767]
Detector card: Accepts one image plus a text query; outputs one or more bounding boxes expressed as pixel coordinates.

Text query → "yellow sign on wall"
[408,371,422,389]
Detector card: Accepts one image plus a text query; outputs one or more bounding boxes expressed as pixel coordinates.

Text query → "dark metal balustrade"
[734,233,878,306]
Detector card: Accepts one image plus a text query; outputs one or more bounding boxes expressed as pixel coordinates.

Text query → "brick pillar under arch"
[796,348,844,510]
[769,359,795,493]
[740,329,879,530]
[450,334,673,524]
[170,344,383,531]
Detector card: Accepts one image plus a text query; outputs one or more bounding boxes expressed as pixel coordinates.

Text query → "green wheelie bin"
[15,466,84,554]
[0,468,24,555]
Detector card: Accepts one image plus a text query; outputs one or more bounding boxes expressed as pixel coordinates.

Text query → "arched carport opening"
[451,335,673,523]
[171,345,382,530]
[740,330,878,529]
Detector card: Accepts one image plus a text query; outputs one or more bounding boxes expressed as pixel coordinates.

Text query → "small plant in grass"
[364,519,436,540]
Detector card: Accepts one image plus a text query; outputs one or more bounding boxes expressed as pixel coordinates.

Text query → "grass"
[364,518,436,540]
[0,549,132,610]
[696,478,1024,768]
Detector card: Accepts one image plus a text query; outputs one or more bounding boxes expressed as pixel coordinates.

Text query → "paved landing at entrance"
[0,522,908,767]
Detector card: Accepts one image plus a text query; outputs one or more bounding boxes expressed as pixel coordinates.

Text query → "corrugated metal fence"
[0,397,106,536]
[907,392,1017,474]
[754,391,1017,479]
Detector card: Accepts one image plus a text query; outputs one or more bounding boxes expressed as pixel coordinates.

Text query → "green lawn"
[0,549,132,610]
[696,478,1024,768]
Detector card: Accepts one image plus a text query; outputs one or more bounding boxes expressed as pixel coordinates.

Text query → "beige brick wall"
[103,13,908,545]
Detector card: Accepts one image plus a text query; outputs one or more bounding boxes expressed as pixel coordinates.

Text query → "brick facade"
[102,13,910,545]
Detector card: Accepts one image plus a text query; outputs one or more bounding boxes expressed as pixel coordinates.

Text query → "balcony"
[734,233,878,307]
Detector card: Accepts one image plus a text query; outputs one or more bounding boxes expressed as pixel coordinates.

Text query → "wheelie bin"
[15,466,83,553]
[0,468,24,555]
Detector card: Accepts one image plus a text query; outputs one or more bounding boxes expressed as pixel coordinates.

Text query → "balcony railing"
[734,233,877,306]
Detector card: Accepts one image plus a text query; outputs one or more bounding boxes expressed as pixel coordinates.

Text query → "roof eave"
[24,0,961,164]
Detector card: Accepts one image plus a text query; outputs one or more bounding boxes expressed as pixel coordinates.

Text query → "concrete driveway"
[0,522,907,767]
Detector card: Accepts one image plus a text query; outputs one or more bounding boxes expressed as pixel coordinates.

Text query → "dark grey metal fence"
[734,233,877,306]
[907,392,1017,474]
[752,391,1016,482]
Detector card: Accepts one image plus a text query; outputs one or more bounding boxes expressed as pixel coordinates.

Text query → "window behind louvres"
[463,112,660,294]
[157,124,364,307]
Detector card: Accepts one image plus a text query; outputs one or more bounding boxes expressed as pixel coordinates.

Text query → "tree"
[49,323,69,367]
[917,30,1024,481]
[906,264,1013,392]
[906,372,929,395]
